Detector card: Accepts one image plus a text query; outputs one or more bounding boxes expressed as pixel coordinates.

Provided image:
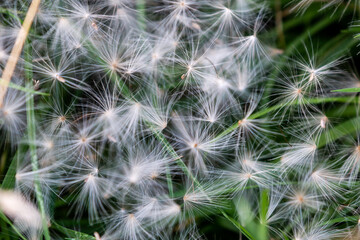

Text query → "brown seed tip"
[238,119,246,126]
[110,61,118,70]
[356,145,360,152]
[320,116,328,129]
[151,172,158,179]
[191,22,201,30]
[297,194,304,203]
[55,74,66,83]
[91,21,98,31]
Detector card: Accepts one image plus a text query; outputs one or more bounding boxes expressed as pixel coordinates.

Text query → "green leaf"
[221,211,256,240]
[282,231,290,240]
[1,152,18,189]
[8,81,50,96]
[0,79,50,96]
[259,190,269,224]
[331,87,360,93]
[259,190,269,240]
[51,222,95,240]
[322,216,359,225]
[0,144,28,189]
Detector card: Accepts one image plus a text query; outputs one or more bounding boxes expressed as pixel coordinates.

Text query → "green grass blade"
[136,0,146,30]
[259,189,269,240]
[51,222,95,240]
[331,87,360,93]
[1,151,19,189]
[7,81,50,96]
[221,211,256,240]
[25,40,51,240]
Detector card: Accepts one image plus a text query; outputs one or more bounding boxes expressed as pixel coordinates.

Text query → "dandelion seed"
[0,87,26,144]
[171,115,228,173]
[0,190,43,240]
[339,137,360,183]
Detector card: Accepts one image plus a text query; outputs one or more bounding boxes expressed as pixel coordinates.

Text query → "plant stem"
[0,0,41,107]
[25,40,51,240]
[136,0,146,30]
[0,79,50,96]
[275,0,286,49]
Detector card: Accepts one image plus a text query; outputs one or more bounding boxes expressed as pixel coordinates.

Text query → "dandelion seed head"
[308,69,316,82]
[58,115,66,123]
[91,21,99,31]
[80,136,88,143]
[2,108,11,117]
[85,173,95,182]
[150,172,159,179]
[152,53,159,60]
[244,172,252,179]
[167,203,182,216]
[178,1,188,8]
[215,77,229,89]
[53,72,66,83]
[187,64,193,72]
[191,22,201,30]
[183,194,190,202]
[320,116,328,129]
[0,49,7,60]
[189,142,198,149]
[295,193,305,204]
[294,87,303,96]
[110,60,119,71]
[238,118,247,126]
[103,108,114,119]
[58,17,71,30]
[128,166,141,184]
[128,213,135,220]
[44,140,54,149]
